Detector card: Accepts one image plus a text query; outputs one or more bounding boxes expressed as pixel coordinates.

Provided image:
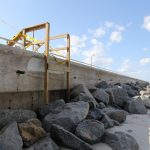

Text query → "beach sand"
[92,110,150,150]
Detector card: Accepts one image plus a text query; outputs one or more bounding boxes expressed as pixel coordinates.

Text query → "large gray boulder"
[38,99,66,120]
[75,119,105,144]
[87,108,103,120]
[50,124,92,150]
[103,107,127,123]
[96,81,109,89]
[140,97,150,109]
[122,84,139,97]
[102,131,139,150]
[24,136,58,150]
[71,84,98,108]
[92,89,109,105]
[43,101,89,132]
[87,108,115,128]
[71,93,98,108]
[101,112,115,128]
[19,118,47,147]
[106,87,130,107]
[124,99,147,114]
[0,109,37,129]
[0,122,23,150]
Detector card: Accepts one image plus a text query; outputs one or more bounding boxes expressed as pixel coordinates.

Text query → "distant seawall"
[0,44,147,109]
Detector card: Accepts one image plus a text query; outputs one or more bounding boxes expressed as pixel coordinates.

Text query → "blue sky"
[0,0,150,81]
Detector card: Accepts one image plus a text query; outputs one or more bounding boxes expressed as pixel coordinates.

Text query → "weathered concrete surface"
[0,44,147,109]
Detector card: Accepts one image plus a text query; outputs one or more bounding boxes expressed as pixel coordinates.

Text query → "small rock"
[50,124,92,150]
[124,98,147,114]
[38,99,65,120]
[19,118,47,147]
[101,113,115,129]
[102,131,139,150]
[97,102,106,109]
[0,122,23,150]
[43,101,89,132]
[75,119,105,144]
[24,136,58,150]
[0,109,37,129]
[92,89,109,105]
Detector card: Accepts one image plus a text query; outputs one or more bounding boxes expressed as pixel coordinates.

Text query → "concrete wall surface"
[0,44,148,109]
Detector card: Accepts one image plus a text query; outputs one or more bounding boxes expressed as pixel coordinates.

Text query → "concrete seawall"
[0,44,147,109]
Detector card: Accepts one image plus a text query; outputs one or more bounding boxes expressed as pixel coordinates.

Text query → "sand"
[92,110,150,150]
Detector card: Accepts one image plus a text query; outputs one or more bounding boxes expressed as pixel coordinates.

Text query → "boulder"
[87,84,97,93]
[43,101,89,132]
[24,136,58,150]
[92,89,109,105]
[87,108,103,120]
[59,147,73,150]
[0,122,23,150]
[50,124,92,150]
[97,102,106,109]
[141,97,150,109]
[102,107,127,123]
[101,113,115,128]
[0,109,37,129]
[71,84,94,99]
[106,87,130,107]
[87,108,115,128]
[75,119,105,144]
[19,118,47,147]
[102,131,139,150]
[96,81,108,89]
[71,93,98,108]
[38,99,65,120]
[24,118,42,127]
[122,84,139,97]
[124,98,147,114]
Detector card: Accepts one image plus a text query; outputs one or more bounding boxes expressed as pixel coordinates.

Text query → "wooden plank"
[24,22,47,33]
[66,34,70,101]
[50,47,67,51]
[44,22,50,105]
[50,34,67,40]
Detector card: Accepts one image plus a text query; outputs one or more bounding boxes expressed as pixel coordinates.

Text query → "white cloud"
[116,25,124,31]
[91,38,98,45]
[118,59,150,81]
[143,16,150,31]
[82,42,113,67]
[139,57,150,65]
[93,27,106,38]
[71,35,87,48]
[110,31,122,43]
[118,59,132,72]
[143,47,149,52]
[105,22,114,28]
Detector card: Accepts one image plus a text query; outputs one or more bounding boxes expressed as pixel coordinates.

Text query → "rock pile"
[0,81,149,150]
